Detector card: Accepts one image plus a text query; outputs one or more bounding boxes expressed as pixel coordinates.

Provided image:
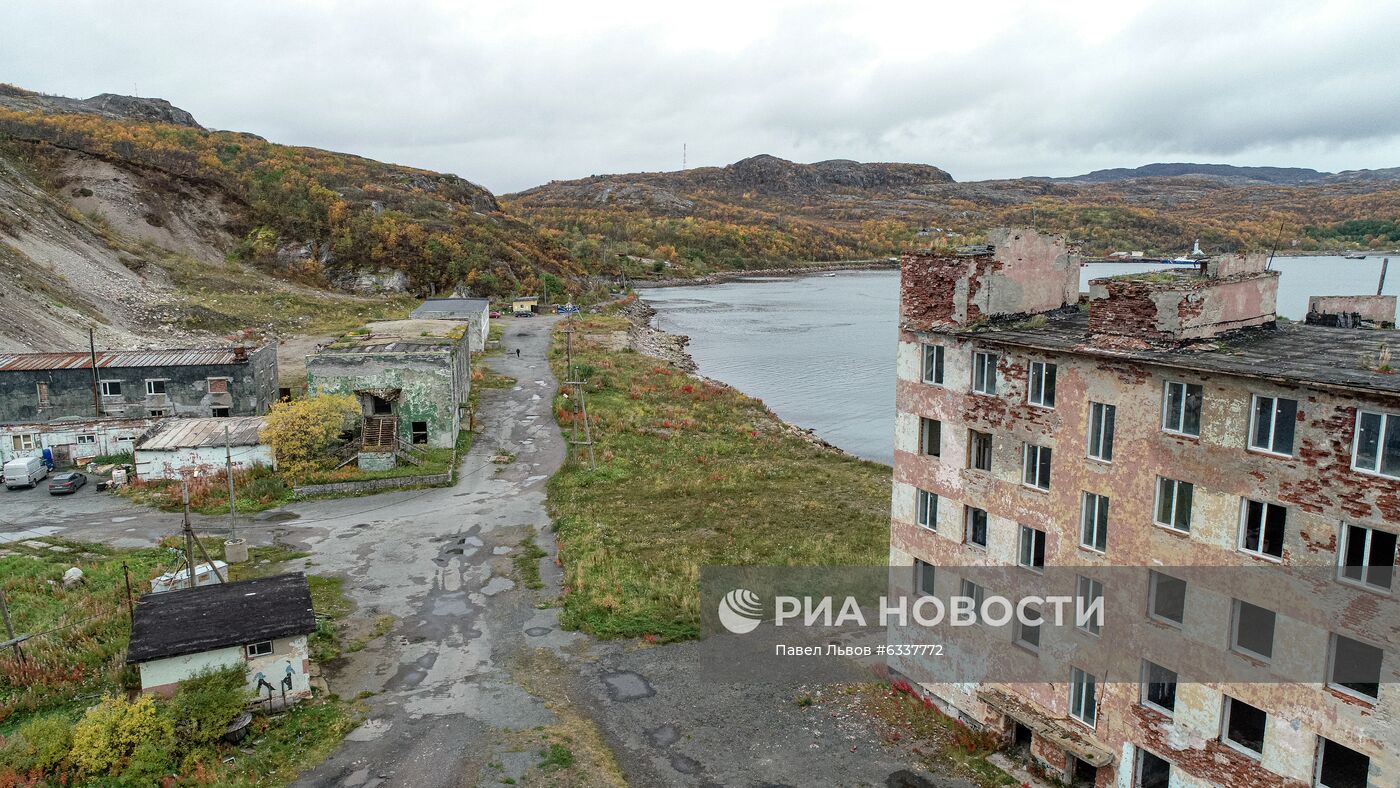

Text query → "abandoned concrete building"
[305,320,471,470]
[890,228,1398,787]
[410,297,491,352]
[0,346,279,424]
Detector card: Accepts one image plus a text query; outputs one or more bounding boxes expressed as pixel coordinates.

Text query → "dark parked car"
[48,472,87,495]
[513,310,534,318]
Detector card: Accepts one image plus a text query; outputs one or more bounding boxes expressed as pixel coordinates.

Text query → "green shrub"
[69,694,172,777]
[166,666,249,748]
[0,714,73,774]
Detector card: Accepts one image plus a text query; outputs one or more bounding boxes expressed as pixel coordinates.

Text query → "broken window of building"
[207,377,230,394]
[1231,599,1277,662]
[1136,749,1170,788]
[958,578,985,622]
[211,407,230,418]
[1239,499,1285,560]
[1328,634,1383,701]
[1141,660,1177,714]
[246,640,273,657]
[1154,477,1193,532]
[1022,443,1052,490]
[148,409,167,417]
[12,434,37,451]
[1069,666,1097,727]
[1353,409,1400,478]
[1080,492,1109,552]
[1316,737,1370,788]
[1014,604,1041,650]
[972,351,998,395]
[964,506,988,548]
[968,429,993,471]
[1338,523,1396,591]
[1027,361,1056,408]
[915,559,936,597]
[1017,525,1045,572]
[411,421,429,445]
[1087,402,1115,461]
[922,344,944,385]
[1076,575,1102,636]
[1148,571,1186,627]
[145,379,167,396]
[1249,395,1297,455]
[76,433,96,445]
[1161,380,1203,436]
[920,417,941,457]
[35,382,49,409]
[100,380,122,397]
[916,489,938,530]
[1222,695,1267,757]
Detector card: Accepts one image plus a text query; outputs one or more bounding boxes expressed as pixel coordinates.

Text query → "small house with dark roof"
[410,297,491,352]
[127,572,317,702]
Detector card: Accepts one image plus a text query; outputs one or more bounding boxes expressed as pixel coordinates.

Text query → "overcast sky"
[4,0,1398,194]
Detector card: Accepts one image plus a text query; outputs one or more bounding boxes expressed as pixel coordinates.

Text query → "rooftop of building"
[314,319,468,355]
[136,415,267,450]
[410,297,490,319]
[126,572,316,663]
[961,310,1400,396]
[0,346,262,372]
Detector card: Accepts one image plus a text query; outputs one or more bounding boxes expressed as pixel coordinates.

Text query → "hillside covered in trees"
[505,154,1400,278]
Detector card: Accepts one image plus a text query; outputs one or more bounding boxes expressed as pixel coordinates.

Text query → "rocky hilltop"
[0,83,202,128]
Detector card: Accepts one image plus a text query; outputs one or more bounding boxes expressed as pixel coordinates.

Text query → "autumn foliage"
[258,394,360,480]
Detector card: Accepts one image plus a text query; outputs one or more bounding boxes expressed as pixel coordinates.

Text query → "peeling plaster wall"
[890,328,1399,787]
[1087,271,1280,347]
[1308,295,1398,326]
[306,344,469,448]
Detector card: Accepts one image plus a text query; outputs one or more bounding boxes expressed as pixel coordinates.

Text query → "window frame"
[12,433,38,452]
[1337,523,1397,593]
[964,506,989,548]
[76,433,97,446]
[206,376,231,395]
[1161,380,1203,437]
[921,343,945,385]
[246,640,273,658]
[1069,666,1097,728]
[919,417,942,457]
[1027,360,1057,408]
[1014,604,1042,651]
[1135,748,1171,788]
[1017,524,1046,573]
[916,489,938,531]
[1087,401,1115,462]
[1022,443,1052,491]
[914,559,937,597]
[1140,659,1178,716]
[1080,492,1109,553]
[968,429,993,472]
[99,379,123,398]
[1238,498,1286,561]
[972,351,998,395]
[1229,598,1277,663]
[1221,695,1267,759]
[958,578,985,623]
[1147,570,1186,628]
[1248,394,1298,456]
[1351,409,1399,479]
[1153,477,1193,533]
[1326,632,1383,702]
[1314,737,1371,788]
[145,378,168,396]
[1075,575,1103,637]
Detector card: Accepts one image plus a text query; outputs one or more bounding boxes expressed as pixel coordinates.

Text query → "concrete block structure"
[305,320,471,469]
[126,573,317,706]
[891,228,1398,787]
[134,415,272,480]
[410,297,491,352]
[0,345,278,424]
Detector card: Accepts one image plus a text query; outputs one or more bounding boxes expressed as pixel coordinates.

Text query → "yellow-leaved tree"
[259,394,360,480]
[69,694,172,777]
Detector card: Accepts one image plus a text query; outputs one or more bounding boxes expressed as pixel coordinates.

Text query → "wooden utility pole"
[1379,258,1390,296]
[0,587,24,663]
[88,327,101,417]
[224,426,237,542]
[561,322,594,468]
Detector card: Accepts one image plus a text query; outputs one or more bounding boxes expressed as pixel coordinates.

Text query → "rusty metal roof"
[136,416,267,450]
[0,347,256,372]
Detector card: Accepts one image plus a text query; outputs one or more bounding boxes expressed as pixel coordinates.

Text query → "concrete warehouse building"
[890,228,1397,787]
[305,320,471,470]
[410,297,491,352]
[0,345,279,423]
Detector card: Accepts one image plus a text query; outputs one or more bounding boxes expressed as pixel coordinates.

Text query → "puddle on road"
[645,724,680,748]
[601,671,656,702]
[259,511,301,523]
[431,592,471,616]
[669,754,703,775]
[524,626,553,637]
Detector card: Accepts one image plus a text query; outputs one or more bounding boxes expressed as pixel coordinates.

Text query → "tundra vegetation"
[0,539,355,786]
[545,308,891,641]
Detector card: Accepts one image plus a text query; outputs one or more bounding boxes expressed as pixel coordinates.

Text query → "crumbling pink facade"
[890,228,1399,787]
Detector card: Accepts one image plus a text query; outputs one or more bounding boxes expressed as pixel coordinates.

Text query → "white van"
[4,456,48,490]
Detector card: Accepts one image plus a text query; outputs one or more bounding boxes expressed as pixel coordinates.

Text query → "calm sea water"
[643,256,1398,464]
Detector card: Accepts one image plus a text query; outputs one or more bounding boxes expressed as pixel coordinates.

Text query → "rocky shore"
[637,258,896,288]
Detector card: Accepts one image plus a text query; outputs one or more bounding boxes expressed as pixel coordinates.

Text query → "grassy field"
[545,313,891,641]
[0,538,357,785]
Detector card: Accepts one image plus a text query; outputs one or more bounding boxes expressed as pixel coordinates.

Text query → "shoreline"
[616,297,882,464]
[634,259,897,289]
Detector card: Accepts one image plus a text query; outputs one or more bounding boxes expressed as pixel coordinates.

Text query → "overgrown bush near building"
[259,394,360,480]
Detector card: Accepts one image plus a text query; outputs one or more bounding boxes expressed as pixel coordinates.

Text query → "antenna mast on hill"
[683,143,687,171]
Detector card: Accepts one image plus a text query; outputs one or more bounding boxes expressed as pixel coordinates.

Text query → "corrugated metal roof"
[136,416,267,450]
[0,347,257,372]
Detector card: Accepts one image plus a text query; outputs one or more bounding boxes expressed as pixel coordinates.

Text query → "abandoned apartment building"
[889,228,1397,787]
[305,320,471,471]
[0,345,279,464]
